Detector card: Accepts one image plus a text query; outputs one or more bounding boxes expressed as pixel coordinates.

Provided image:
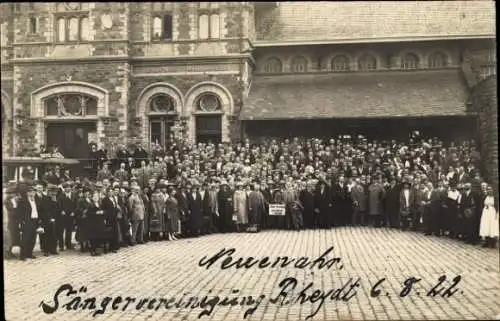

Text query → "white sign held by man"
[269,204,286,216]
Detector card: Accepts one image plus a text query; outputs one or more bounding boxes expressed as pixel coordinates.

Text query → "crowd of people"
[3,133,499,261]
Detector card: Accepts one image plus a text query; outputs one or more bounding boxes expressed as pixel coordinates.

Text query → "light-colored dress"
[150,191,165,233]
[233,190,248,224]
[479,196,499,238]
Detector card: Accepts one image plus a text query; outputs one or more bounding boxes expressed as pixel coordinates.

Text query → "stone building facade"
[0,2,496,163]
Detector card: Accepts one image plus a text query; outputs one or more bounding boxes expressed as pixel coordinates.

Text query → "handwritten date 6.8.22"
[370,275,462,298]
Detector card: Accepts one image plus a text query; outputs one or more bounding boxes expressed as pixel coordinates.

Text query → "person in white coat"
[479,185,499,248]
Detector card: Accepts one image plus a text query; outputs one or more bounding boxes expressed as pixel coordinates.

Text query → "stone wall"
[13,61,129,155]
[472,76,498,205]
[129,73,241,143]
[254,41,461,74]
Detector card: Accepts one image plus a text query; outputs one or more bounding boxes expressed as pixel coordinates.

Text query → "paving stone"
[4,227,500,320]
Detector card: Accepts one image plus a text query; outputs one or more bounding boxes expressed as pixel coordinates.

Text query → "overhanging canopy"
[241,70,470,120]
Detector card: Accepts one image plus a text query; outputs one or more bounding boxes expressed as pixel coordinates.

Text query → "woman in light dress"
[479,185,499,248]
[150,185,166,241]
[164,187,180,241]
[233,182,248,232]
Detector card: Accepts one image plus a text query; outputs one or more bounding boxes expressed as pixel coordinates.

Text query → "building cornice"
[9,53,255,65]
[11,55,130,64]
[130,53,253,63]
[253,34,496,47]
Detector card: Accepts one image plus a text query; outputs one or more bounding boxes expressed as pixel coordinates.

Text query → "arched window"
[44,93,98,117]
[291,56,308,73]
[358,54,377,71]
[401,53,419,70]
[149,94,176,113]
[428,52,448,68]
[331,55,350,72]
[196,93,222,112]
[263,57,283,73]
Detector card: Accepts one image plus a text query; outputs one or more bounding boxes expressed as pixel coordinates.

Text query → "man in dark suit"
[101,187,120,252]
[299,181,315,229]
[3,185,21,259]
[331,175,349,226]
[351,178,367,226]
[187,182,203,237]
[217,181,234,233]
[175,184,190,237]
[17,184,42,260]
[314,180,332,229]
[384,178,401,228]
[199,182,211,235]
[399,181,415,231]
[57,181,77,251]
[459,182,478,244]
[40,184,60,256]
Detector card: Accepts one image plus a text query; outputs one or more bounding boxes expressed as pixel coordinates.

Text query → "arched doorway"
[184,82,234,143]
[30,81,109,160]
[43,93,98,159]
[136,83,184,149]
[194,93,222,143]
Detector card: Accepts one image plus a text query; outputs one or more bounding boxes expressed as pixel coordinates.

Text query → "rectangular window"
[29,17,39,34]
[210,14,220,39]
[198,4,220,40]
[57,18,66,41]
[198,14,209,39]
[149,118,174,149]
[150,120,162,146]
[152,13,173,41]
[163,14,173,40]
[55,15,90,42]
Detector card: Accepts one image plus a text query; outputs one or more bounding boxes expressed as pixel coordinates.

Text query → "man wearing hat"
[128,185,145,245]
[16,184,43,260]
[175,182,190,237]
[217,179,234,233]
[459,182,478,244]
[101,186,120,253]
[399,180,415,231]
[3,184,20,259]
[57,181,77,251]
[384,177,401,228]
[187,180,203,237]
[40,184,60,256]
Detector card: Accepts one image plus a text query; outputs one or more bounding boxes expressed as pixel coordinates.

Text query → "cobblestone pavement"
[4,227,500,321]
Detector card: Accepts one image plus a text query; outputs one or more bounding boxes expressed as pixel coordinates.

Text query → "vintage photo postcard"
[2,1,498,320]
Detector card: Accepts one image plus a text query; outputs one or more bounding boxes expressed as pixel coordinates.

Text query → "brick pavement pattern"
[4,227,500,321]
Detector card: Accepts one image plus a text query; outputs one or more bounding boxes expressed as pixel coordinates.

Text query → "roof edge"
[254,34,496,47]
[240,114,475,121]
